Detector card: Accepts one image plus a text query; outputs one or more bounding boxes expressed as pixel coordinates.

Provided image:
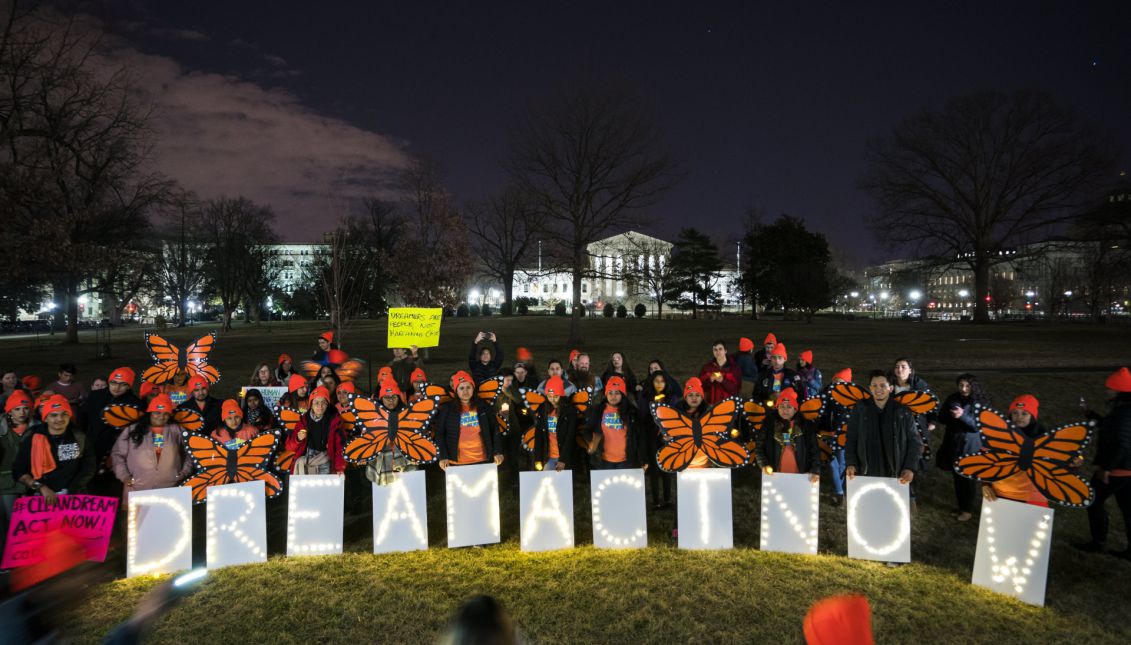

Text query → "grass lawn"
[3,315,1131,643]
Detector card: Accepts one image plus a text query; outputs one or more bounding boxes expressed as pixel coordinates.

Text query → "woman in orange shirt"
[757,388,820,483]
[436,371,503,470]
[588,376,647,470]
[530,376,577,472]
[982,394,1050,507]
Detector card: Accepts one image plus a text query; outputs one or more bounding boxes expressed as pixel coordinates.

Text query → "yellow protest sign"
[387,307,443,348]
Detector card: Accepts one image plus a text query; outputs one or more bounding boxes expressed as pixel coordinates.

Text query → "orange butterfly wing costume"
[141,332,221,385]
[342,395,440,465]
[521,390,547,452]
[651,398,748,472]
[182,430,283,504]
[273,407,303,472]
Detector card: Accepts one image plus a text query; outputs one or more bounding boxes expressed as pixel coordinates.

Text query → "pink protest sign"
[2,494,119,568]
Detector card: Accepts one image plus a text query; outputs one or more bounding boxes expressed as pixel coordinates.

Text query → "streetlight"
[909,289,922,302]
[1025,291,1035,298]
[879,291,890,301]
[469,290,480,305]
[958,289,969,298]
[1064,290,1073,297]
[849,291,859,298]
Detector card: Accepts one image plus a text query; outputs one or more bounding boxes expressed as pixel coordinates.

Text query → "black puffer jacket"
[844,400,922,477]
[1094,394,1131,472]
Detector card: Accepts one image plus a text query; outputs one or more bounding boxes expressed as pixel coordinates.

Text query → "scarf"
[31,433,57,480]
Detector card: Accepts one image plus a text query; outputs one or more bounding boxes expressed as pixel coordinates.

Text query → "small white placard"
[206,480,268,568]
[677,469,733,550]
[972,497,1054,607]
[590,469,648,549]
[127,486,194,578]
[846,476,912,563]
[760,472,819,555]
[519,470,575,551]
[287,474,344,557]
[445,463,501,548]
[372,470,430,554]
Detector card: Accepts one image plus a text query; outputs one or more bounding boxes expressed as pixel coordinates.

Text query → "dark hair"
[547,358,563,370]
[445,595,515,645]
[711,339,726,349]
[499,367,515,378]
[955,373,990,407]
[648,358,667,373]
[644,370,677,399]
[130,414,161,446]
[868,369,889,383]
[59,363,77,375]
[602,352,636,388]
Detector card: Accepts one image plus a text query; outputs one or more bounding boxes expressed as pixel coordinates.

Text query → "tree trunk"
[750,294,759,320]
[176,297,186,327]
[503,270,515,316]
[973,260,991,322]
[64,279,80,344]
[568,265,583,345]
[222,306,233,331]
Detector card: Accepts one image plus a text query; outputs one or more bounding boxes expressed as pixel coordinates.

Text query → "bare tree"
[154,190,208,326]
[200,196,278,331]
[507,89,681,343]
[624,235,677,318]
[467,186,541,315]
[861,90,1115,322]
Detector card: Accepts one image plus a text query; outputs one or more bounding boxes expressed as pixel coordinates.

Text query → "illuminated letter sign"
[445,463,501,548]
[127,486,193,578]
[760,472,819,555]
[519,471,574,552]
[207,481,268,568]
[287,475,344,557]
[372,470,429,554]
[590,469,647,549]
[846,476,911,563]
[677,469,733,550]
[972,498,1053,606]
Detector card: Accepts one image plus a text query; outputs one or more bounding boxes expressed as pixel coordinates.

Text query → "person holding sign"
[248,363,280,388]
[436,371,503,469]
[588,376,647,470]
[241,389,277,432]
[844,370,920,487]
[638,369,679,509]
[979,395,1053,507]
[2,391,33,554]
[529,376,578,472]
[111,395,194,494]
[285,387,345,475]
[752,343,800,406]
[13,395,96,504]
[757,389,820,483]
[389,345,422,395]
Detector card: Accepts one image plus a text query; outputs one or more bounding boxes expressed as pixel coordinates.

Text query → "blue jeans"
[827,450,846,495]
[543,458,559,471]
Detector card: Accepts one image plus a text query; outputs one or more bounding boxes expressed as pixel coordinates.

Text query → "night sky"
[84,1,1131,266]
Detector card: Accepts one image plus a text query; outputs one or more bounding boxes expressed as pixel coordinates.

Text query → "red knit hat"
[308,387,331,404]
[450,371,474,392]
[568,349,580,364]
[378,367,394,382]
[770,343,788,360]
[605,376,627,396]
[5,390,32,413]
[803,594,874,645]
[738,337,754,352]
[776,388,799,408]
[318,331,334,343]
[377,378,402,399]
[21,375,42,393]
[338,381,357,395]
[326,349,349,365]
[108,366,136,386]
[516,347,533,362]
[684,377,704,397]
[277,353,293,366]
[42,394,72,418]
[1104,367,1131,393]
[833,368,853,383]
[287,373,308,393]
[139,382,160,398]
[799,350,813,365]
[221,399,242,420]
[147,394,175,413]
[187,375,209,393]
[410,367,427,383]
[763,333,777,346]
[1009,394,1039,420]
[545,376,566,396]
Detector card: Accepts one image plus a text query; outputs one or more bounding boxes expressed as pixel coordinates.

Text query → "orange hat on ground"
[377,378,403,399]
[545,376,566,396]
[147,394,175,413]
[278,353,293,365]
[288,373,308,393]
[222,399,242,420]
[1104,367,1131,393]
[803,594,874,645]
[776,388,799,408]
[451,371,474,391]
[738,337,754,352]
[108,366,135,386]
[5,391,32,413]
[833,368,853,383]
[684,377,704,397]
[763,333,777,346]
[605,376,627,396]
[411,368,427,383]
[338,381,357,395]
[41,394,73,418]
[1009,394,1039,420]
[187,375,209,392]
[319,331,334,343]
[516,347,533,362]
[308,387,331,404]
[22,375,42,393]
[770,343,788,360]
[800,350,813,365]
[139,382,160,398]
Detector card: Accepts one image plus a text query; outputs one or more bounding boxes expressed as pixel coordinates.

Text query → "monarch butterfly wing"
[102,403,144,429]
[274,450,295,472]
[338,410,357,434]
[894,390,939,416]
[172,408,203,433]
[297,361,322,380]
[954,451,1020,482]
[830,382,870,409]
[700,398,741,441]
[523,390,546,413]
[978,408,1025,455]
[1026,460,1095,508]
[277,407,303,433]
[522,427,536,453]
[818,435,833,462]
[145,333,181,365]
[496,411,511,437]
[398,397,440,434]
[422,383,453,406]
[392,431,440,464]
[186,364,221,386]
[334,359,366,382]
[141,363,179,385]
[651,403,696,441]
[183,432,228,468]
[351,396,391,433]
[476,377,503,405]
[571,388,592,415]
[233,465,283,499]
[182,333,217,366]
[743,400,767,432]
[343,434,390,464]
[1031,422,1094,464]
[699,435,750,468]
[799,396,825,422]
[234,431,280,469]
[184,468,228,505]
[656,436,698,473]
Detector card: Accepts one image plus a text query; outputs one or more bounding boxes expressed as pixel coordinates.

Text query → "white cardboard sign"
[519,470,575,552]
[126,486,193,578]
[677,469,733,550]
[206,480,268,568]
[372,470,430,554]
[972,498,1054,607]
[445,463,501,548]
[590,469,648,549]
[760,472,819,555]
[846,476,912,563]
[287,475,344,557]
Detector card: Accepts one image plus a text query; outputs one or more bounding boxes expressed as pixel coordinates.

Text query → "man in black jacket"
[1076,367,1131,559]
[468,332,503,384]
[80,366,143,498]
[177,375,222,435]
[844,370,920,487]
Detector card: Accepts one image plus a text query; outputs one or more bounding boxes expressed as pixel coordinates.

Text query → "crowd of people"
[1,330,1129,562]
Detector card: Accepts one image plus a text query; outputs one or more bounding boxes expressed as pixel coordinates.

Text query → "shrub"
[517,300,529,315]
[469,304,481,317]
[456,303,469,317]
[481,303,492,316]
[616,304,628,318]
[634,303,647,318]
[499,302,512,316]
[603,303,615,318]
[554,302,567,316]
